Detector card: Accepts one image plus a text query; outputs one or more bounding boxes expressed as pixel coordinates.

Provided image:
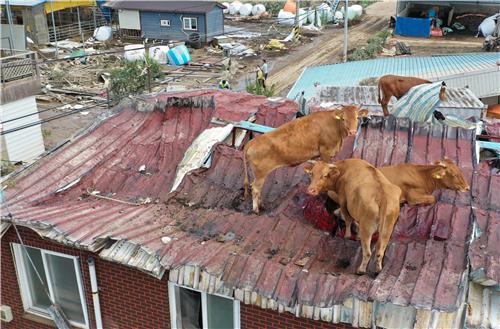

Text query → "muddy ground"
[36,0,486,155]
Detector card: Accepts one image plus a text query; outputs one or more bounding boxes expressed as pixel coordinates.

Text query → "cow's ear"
[434,160,447,168]
[358,109,369,117]
[304,164,313,174]
[432,169,446,179]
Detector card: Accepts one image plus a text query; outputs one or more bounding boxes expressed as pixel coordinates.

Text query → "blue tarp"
[395,17,431,38]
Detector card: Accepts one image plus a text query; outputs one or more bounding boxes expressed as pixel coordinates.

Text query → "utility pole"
[343,0,349,62]
[5,0,15,53]
[294,0,300,26]
[49,1,59,57]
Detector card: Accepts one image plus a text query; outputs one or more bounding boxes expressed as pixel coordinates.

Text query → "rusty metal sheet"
[1,89,491,328]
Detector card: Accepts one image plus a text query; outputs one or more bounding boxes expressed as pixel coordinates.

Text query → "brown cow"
[378,75,446,116]
[378,159,470,205]
[305,159,401,274]
[328,158,469,218]
[243,106,368,214]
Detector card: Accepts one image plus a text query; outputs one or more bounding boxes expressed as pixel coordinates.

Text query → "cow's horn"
[327,163,337,169]
[307,160,317,165]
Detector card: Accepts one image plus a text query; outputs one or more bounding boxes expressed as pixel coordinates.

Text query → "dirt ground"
[267,0,395,96]
[34,0,488,154]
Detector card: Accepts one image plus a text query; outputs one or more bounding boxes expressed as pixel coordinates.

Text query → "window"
[160,19,170,27]
[11,244,89,328]
[183,17,198,31]
[169,283,240,329]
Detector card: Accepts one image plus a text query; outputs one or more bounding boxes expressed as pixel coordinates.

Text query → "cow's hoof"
[356,269,366,275]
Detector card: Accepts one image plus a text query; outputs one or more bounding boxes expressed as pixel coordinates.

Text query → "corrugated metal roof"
[1,90,497,328]
[312,85,486,119]
[104,0,225,13]
[0,0,45,6]
[287,53,500,100]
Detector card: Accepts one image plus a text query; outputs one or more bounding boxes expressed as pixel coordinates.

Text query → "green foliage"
[246,81,276,97]
[42,128,52,138]
[1,161,17,177]
[358,77,379,86]
[348,28,390,61]
[109,55,162,99]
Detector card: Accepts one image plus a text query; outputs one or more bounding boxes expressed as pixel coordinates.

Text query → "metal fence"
[0,50,38,83]
[48,7,109,42]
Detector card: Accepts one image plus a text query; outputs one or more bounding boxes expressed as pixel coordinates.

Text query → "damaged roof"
[312,85,486,120]
[287,53,500,99]
[2,90,499,328]
[104,1,225,13]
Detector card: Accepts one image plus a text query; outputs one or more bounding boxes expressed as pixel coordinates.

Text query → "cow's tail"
[377,183,389,236]
[377,80,382,104]
[243,147,250,200]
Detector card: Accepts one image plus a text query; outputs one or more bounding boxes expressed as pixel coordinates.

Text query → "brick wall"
[1,226,354,329]
[1,226,170,329]
[241,304,354,329]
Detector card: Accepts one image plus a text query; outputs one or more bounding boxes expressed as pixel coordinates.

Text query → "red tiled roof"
[2,91,497,327]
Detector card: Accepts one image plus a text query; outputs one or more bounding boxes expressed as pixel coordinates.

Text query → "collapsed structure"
[1,90,498,329]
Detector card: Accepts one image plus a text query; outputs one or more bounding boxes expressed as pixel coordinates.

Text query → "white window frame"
[182,17,198,31]
[11,243,90,329]
[160,19,170,27]
[168,282,240,329]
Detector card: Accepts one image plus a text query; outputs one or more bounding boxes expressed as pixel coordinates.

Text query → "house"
[0,0,48,48]
[0,49,45,165]
[395,0,500,37]
[309,85,486,120]
[0,0,108,48]
[287,53,500,106]
[105,1,225,47]
[1,90,499,329]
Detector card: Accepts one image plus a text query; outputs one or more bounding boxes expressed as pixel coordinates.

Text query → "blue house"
[105,1,225,46]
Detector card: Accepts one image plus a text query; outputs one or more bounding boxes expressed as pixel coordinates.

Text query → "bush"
[348,28,390,61]
[246,81,276,97]
[110,56,162,99]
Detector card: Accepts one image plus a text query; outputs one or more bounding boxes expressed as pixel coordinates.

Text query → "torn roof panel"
[2,90,497,327]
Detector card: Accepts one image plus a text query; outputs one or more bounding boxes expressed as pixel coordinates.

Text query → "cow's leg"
[340,206,354,239]
[319,146,333,162]
[381,95,391,117]
[375,213,399,273]
[406,189,436,206]
[251,176,266,214]
[327,190,339,203]
[357,223,376,275]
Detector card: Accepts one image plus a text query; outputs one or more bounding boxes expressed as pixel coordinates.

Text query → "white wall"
[118,9,141,30]
[0,96,45,162]
[1,24,26,50]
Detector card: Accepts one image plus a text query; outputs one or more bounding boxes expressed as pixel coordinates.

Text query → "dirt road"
[268,1,395,96]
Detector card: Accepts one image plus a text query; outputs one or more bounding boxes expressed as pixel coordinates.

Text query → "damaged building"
[1,90,499,329]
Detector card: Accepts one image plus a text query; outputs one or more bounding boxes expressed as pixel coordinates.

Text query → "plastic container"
[93,26,112,41]
[351,4,363,17]
[149,46,169,64]
[239,3,253,16]
[228,1,242,15]
[123,44,145,61]
[166,45,191,65]
[251,4,266,16]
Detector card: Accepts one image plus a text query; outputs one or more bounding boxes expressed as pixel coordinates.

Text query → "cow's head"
[439,82,446,101]
[335,105,369,136]
[304,160,341,196]
[432,159,469,192]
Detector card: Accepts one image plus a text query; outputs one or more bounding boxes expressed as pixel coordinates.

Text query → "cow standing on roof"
[243,105,368,214]
[377,75,446,117]
[305,159,402,275]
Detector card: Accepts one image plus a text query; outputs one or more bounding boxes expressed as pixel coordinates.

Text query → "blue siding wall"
[205,7,224,42]
[140,11,206,41]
